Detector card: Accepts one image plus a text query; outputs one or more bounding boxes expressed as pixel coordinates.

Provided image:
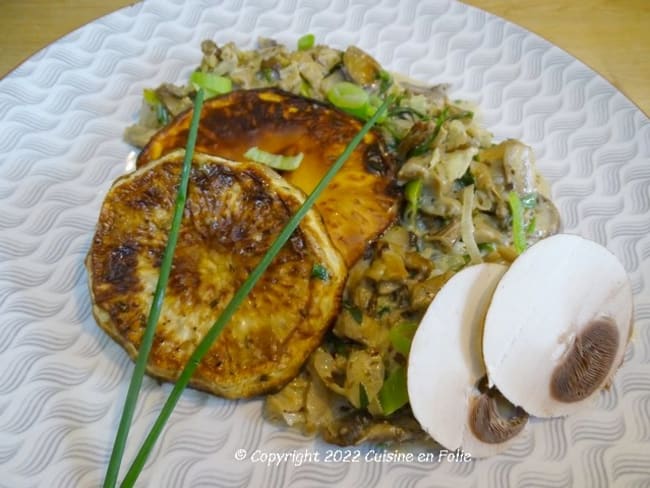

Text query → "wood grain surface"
[0,0,648,116]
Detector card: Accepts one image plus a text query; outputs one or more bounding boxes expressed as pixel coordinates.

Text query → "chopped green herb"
[297,33,315,51]
[508,191,527,254]
[359,383,369,409]
[244,146,304,170]
[379,366,409,415]
[342,300,363,324]
[389,322,418,356]
[189,71,232,98]
[410,107,449,156]
[404,178,423,226]
[311,263,330,281]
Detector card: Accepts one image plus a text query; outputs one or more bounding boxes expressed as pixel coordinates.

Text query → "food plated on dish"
[87,35,634,458]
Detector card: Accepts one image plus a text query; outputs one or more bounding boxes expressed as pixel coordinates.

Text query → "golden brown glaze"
[87,151,346,398]
[137,88,398,266]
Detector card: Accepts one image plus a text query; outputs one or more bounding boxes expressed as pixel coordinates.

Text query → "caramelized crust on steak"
[137,88,399,266]
[87,150,347,398]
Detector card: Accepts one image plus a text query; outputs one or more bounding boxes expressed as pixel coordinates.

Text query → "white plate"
[1,1,649,486]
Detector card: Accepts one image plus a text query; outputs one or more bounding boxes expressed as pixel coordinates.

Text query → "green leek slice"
[244,147,304,171]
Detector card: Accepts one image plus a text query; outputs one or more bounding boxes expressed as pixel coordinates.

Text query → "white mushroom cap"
[407,263,528,458]
[483,233,633,418]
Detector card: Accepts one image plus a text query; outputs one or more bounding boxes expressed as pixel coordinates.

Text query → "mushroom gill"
[469,376,528,444]
[550,317,620,403]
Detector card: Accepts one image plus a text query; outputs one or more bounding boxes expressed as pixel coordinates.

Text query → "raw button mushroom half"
[483,233,633,418]
[407,263,529,458]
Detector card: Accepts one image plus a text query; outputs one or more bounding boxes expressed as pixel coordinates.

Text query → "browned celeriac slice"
[136,88,399,267]
[87,150,347,399]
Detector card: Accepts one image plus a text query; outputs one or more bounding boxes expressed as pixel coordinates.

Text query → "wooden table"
[0,0,648,116]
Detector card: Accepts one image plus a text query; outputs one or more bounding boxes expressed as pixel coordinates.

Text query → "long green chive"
[102,88,206,488]
[119,96,393,487]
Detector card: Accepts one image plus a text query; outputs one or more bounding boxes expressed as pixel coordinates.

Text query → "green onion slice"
[118,95,393,488]
[327,81,369,116]
[143,88,160,105]
[508,191,527,254]
[244,146,304,171]
[389,322,418,356]
[404,178,423,226]
[297,33,315,51]
[189,71,232,98]
[378,366,409,415]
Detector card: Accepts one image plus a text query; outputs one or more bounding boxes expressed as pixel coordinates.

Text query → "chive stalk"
[119,95,393,487]
[102,89,206,488]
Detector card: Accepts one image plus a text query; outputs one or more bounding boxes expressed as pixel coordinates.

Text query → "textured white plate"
[1,1,649,487]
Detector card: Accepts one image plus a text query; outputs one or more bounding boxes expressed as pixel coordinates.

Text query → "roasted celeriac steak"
[137,88,398,266]
[86,150,347,398]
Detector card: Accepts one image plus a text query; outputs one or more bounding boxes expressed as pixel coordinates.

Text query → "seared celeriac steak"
[87,150,346,398]
[137,88,398,266]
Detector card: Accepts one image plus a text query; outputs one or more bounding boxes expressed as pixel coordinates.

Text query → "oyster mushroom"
[407,263,528,458]
[483,233,633,417]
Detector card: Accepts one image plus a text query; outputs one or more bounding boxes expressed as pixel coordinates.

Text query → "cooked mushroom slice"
[342,46,382,87]
[408,263,528,457]
[530,194,561,240]
[483,233,633,418]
